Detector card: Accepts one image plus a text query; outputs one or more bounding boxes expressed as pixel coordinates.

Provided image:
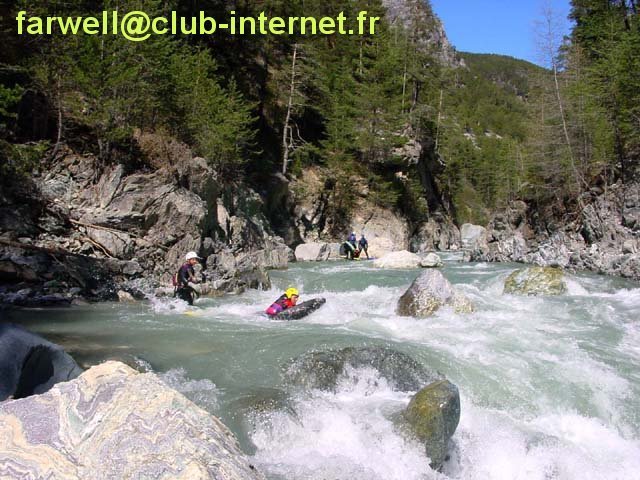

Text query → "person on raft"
[265,287,299,316]
[358,234,370,259]
[345,232,360,260]
[174,251,202,306]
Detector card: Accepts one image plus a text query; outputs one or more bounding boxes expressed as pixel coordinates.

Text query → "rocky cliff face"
[469,182,640,280]
[382,0,460,67]
[284,167,460,255]
[0,136,292,305]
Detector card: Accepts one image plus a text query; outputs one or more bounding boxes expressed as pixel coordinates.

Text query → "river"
[5,253,640,479]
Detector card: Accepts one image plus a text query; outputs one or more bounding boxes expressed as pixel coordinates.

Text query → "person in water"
[358,234,369,259]
[266,287,299,316]
[345,232,359,260]
[174,251,201,306]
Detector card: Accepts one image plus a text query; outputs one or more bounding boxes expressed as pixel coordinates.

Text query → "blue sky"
[429,0,573,64]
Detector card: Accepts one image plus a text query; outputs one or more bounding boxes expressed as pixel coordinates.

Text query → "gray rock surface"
[284,346,440,393]
[0,361,265,480]
[0,323,82,401]
[374,250,422,269]
[1,145,293,303]
[420,253,444,268]
[469,183,640,280]
[460,224,488,251]
[294,242,331,262]
[397,270,474,317]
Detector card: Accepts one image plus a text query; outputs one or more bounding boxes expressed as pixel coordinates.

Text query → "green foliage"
[170,49,256,176]
[2,0,635,228]
[0,84,23,124]
[0,140,49,184]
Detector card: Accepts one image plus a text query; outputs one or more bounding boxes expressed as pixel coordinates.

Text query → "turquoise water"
[5,254,640,479]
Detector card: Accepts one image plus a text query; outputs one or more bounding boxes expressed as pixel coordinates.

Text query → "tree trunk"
[282,43,298,175]
[48,76,63,162]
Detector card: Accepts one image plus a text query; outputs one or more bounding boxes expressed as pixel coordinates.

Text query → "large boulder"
[284,346,440,393]
[294,242,331,262]
[0,361,265,480]
[403,380,461,470]
[374,250,422,269]
[397,270,474,317]
[0,323,82,401]
[504,266,567,296]
[420,253,443,268]
[460,224,487,251]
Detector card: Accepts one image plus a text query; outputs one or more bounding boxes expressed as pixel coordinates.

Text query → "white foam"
[251,367,438,480]
[159,368,220,412]
[446,400,640,480]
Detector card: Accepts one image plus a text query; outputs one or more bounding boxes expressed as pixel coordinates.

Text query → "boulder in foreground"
[0,361,264,480]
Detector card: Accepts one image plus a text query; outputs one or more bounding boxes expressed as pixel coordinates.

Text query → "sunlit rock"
[420,253,443,268]
[397,270,474,317]
[294,243,331,262]
[504,266,567,296]
[374,250,422,269]
[0,361,265,480]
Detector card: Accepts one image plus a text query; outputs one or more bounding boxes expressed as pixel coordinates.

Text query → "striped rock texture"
[0,361,264,480]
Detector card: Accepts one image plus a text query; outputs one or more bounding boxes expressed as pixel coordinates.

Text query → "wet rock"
[374,250,422,269]
[284,346,439,393]
[294,242,331,262]
[0,323,82,401]
[420,253,443,268]
[0,361,265,480]
[504,266,567,296]
[397,270,474,317]
[403,380,461,470]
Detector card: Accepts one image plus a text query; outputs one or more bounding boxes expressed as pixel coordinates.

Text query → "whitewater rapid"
[8,254,640,479]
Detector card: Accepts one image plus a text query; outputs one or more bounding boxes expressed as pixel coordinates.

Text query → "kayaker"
[265,287,299,316]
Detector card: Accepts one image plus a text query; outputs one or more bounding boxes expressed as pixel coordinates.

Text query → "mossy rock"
[504,266,567,296]
[403,380,461,470]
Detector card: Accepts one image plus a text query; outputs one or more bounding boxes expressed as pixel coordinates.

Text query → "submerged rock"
[397,270,474,317]
[284,346,440,393]
[403,380,461,470]
[0,323,82,401]
[504,266,567,296]
[0,361,265,480]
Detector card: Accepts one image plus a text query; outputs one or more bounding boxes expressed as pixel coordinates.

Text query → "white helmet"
[185,251,200,261]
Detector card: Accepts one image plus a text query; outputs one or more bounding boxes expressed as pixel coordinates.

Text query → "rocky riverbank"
[0,137,293,306]
[463,182,640,281]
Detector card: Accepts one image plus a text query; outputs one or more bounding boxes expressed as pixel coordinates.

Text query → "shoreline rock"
[467,184,640,282]
[0,361,265,480]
